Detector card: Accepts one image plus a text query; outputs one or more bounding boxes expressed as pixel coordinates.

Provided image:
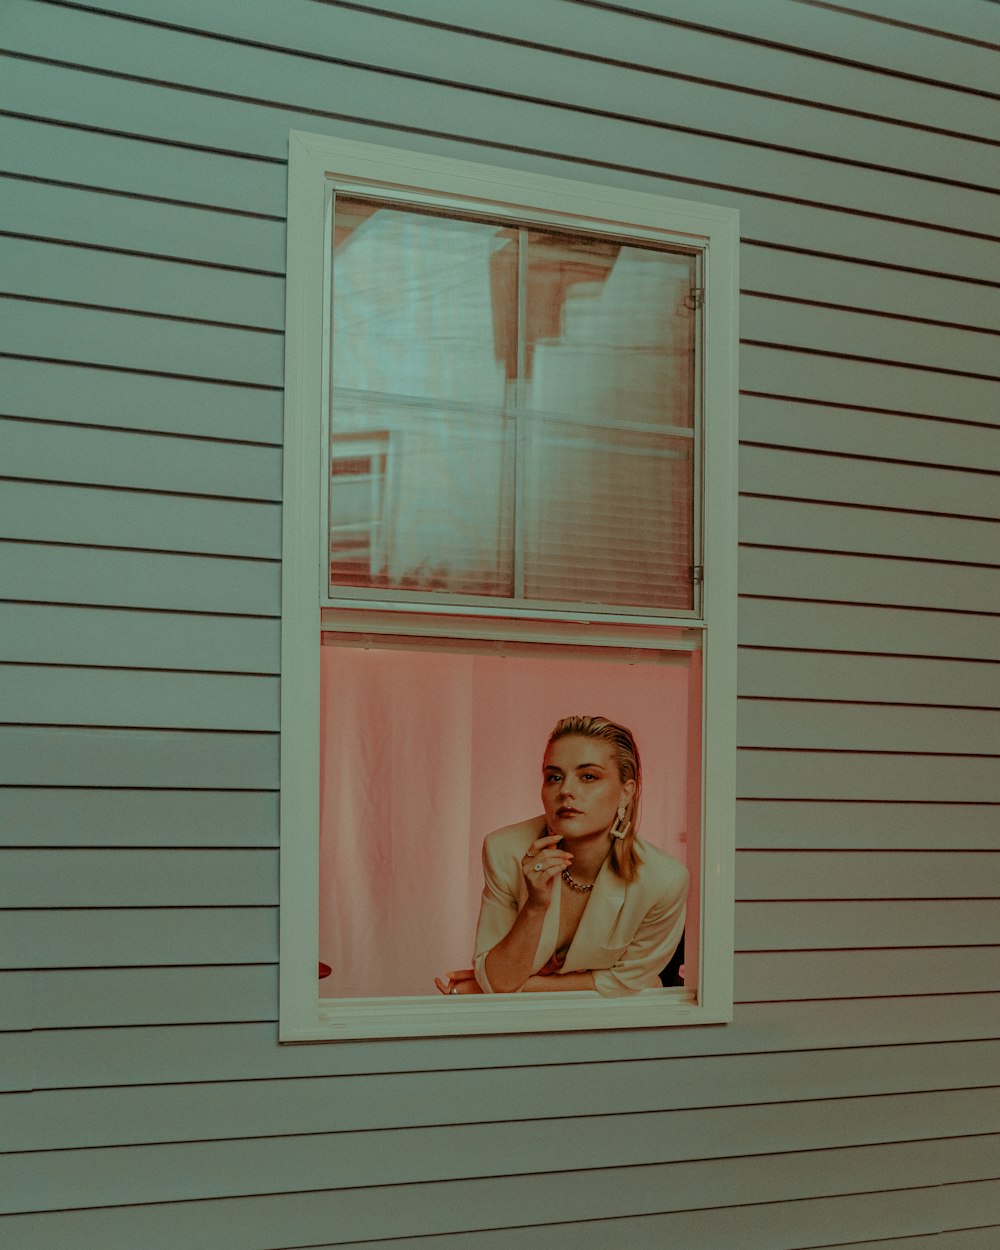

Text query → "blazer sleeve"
[591,861,689,998]
[471,834,522,993]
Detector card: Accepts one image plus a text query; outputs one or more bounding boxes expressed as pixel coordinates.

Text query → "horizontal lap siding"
[2,0,998,1246]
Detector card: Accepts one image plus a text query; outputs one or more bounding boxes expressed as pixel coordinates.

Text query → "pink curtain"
[318,642,696,998]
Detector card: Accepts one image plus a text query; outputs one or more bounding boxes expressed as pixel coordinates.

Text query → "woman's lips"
[557,807,582,817]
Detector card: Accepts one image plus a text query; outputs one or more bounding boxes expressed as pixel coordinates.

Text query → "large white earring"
[609,803,630,840]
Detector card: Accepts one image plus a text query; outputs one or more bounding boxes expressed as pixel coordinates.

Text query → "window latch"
[685,288,705,310]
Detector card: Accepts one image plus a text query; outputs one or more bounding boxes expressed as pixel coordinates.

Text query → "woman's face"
[541,734,635,842]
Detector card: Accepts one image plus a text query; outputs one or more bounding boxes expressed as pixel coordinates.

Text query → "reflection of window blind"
[523,425,693,609]
[330,196,698,613]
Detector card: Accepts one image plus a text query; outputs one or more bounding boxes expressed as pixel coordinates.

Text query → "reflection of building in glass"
[328,431,390,584]
[330,199,698,610]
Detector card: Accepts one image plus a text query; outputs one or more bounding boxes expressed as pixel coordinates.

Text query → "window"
[280,132,738,1041]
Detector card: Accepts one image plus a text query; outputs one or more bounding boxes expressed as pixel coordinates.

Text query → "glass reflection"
[329,197,697,610]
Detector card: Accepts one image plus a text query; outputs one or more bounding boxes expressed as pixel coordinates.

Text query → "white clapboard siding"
[739,548,1000,612]
[362,0,1000,136]
[3,0,999,1244]
[0,298,283,385]
[1,358,283,442]
[51,0,993,188]
[3,907,275,970]
[589,0,1000,93]
[739,699,1000,754]
[740,497,1000,564]
[302,1195,1000,1250]
[0,236,284,330]
[0,965,278,1030]
[737,946,1000,1000]
[1,418,281,499]
[0,115,289,215]
[736,900,1000,948]
[740,348,999,424]
[12,997,1000,1093]
[6,1090,1000,1213]
[0,788,278,848]
[738,800,1000,850]
[1,481,280,557]
[4,942,995,1035]
[4,1137,1000,1250]
[740,448,1000,519]
[3,26,996,238]
[0,727,277,788]
[4,70,996,285]
[740,248,1000,334]
[843,0,1000,41]
[0,850,277,908]
[0,542,280,615]
[0,666,278,729]
[0,604,279,673]
[10,1040,1000,1150]
[739,598,1000,661]
[725,650,1000,710]
[737,751,1000,803]
[735,851,1000,899]
[739,396,1000,471]
[0,174,286,271]
[743,295,1000,380]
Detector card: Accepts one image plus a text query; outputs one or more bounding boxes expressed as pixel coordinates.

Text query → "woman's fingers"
[523,852,571,877]
[524,833,563,860]
[435,968,477,994]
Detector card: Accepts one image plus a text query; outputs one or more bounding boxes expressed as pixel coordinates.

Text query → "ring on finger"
[533,862,546,872]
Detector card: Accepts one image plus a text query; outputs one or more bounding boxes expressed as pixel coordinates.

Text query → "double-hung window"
[280,132,738,1041]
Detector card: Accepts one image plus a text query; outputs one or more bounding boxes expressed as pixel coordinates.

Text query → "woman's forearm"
[522,971,595,992]
[483,901,549,992]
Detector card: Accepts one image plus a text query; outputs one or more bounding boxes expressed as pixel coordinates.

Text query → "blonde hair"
[547,715,643,883]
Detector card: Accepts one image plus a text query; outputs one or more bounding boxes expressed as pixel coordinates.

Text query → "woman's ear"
[621,778,636,806]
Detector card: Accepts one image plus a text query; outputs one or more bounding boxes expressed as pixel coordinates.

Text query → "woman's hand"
[520,833,572,908]
[481,832,572,993]
[434,968,482,995]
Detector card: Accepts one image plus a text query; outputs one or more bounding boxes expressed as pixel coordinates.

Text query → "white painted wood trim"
[279,130,738,1041]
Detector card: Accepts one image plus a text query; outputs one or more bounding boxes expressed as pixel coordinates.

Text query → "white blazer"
[472,818,688,998]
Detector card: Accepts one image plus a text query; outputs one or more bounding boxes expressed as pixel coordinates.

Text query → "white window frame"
[279,131,738,1042]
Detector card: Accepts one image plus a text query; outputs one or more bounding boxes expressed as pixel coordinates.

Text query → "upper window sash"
[314,164,730,628]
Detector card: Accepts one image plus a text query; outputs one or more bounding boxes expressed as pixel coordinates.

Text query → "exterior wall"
[2,1,998,1245]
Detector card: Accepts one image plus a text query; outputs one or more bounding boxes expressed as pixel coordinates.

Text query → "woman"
[435,715,688,998]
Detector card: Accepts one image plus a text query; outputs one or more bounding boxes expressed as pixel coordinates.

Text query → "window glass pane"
[523,232,696,429]
[331,198,515,597]
[328,199,698,612]
[523,232,695,609]
[318,634,700,999]
[522,423,693,609]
